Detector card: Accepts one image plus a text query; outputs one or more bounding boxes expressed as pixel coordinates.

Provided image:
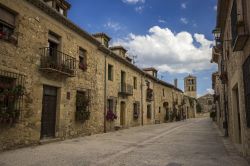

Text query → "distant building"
[197,94,214,113]
[184,75,197,98]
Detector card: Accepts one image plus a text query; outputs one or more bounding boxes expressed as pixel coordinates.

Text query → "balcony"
[220,72,228,84]
[146,88,154,101]
[211,46,221,64]
[40,47,76,77]
[231,0,249,51]
[118,83,133,96]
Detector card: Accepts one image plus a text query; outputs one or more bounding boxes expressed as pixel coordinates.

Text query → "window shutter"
[0,7,15,27]
[243,56,250,127]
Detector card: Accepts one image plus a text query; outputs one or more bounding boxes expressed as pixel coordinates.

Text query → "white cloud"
[180,17,188,24]
[135,6,144,13]
[181,3,186,9]
[104,21,122,31]
[112,26,214,74]
[158,19,166,23]
[206,88,214,94]
[214,5,217,11]
[122,0,145,4]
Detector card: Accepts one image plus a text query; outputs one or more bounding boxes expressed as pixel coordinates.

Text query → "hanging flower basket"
[79,63,87,71]
[106,110,117,121]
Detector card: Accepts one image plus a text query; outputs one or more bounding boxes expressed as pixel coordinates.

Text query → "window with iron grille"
[0,69,25,124]
[75,90,90,122]
[243,56,250,127]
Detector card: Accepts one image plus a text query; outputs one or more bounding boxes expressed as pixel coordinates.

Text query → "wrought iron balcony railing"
[118,83,133,96]
[40,47,76,77]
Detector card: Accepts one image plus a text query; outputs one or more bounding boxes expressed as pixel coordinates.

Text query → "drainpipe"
[104,49,111,133]
[104,53,107,133]
[141,74,144,126]
[223,83,228,137]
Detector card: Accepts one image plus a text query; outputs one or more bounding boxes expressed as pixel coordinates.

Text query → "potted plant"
[79,63,87,71]
[106,110,117,121]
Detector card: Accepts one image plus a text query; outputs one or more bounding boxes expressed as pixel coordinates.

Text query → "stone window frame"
[147,104,152,119]
[79,47,87,71]
[0,4,18,44]
[133,76,137,89]
[108,64,113,81]
[133,101,140,120]
[107,97,117,114]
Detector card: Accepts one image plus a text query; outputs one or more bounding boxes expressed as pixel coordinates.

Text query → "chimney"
[110,46,127,59]
[174,79,178,88]
[92,33,111,48]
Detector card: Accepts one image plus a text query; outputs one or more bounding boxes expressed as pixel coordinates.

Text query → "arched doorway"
[120,101,126,126]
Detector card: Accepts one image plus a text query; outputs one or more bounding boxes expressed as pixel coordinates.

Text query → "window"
[0,72,25,124]
[76,90,90,122]
[79,48,87,71]
[159,107,161,113]
[56,5,65,15]
[133,102,140,119]
[76,91,90,122]
[207,100,212,105]
[147,104,151,119]
[107,99,114,112]
[108,64,113,81]
[0,6,16,43]
[133,77,137,89]
[104,38,109,48]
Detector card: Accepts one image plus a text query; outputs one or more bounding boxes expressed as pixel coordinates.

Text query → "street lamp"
[212,28,222,46]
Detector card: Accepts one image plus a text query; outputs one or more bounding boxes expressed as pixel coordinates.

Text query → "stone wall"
[213,0,250,156]
[0,0,186,151]
[0,0,105,150]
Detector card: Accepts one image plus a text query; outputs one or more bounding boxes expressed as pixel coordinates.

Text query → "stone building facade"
[212,0,250,157]
[197,94,214,113]
[0,0,196,151]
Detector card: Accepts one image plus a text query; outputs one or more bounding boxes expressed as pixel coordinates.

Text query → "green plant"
[210,111,216,121]
[75,109,90,122]
[12,85,25,96]
[75,91,90,123]
[196,102,202,113]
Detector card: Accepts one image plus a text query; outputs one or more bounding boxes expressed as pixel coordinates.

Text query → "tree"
[196,102,202,113]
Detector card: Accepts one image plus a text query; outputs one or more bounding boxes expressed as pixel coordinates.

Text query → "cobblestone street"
[0,118,248,166]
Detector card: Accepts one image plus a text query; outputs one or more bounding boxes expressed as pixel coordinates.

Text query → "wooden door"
[120,102,125,126]
[243,56,250,127]
[41,85,57,138]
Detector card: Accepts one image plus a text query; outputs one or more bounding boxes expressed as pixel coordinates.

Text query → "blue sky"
[67,0,218,97]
